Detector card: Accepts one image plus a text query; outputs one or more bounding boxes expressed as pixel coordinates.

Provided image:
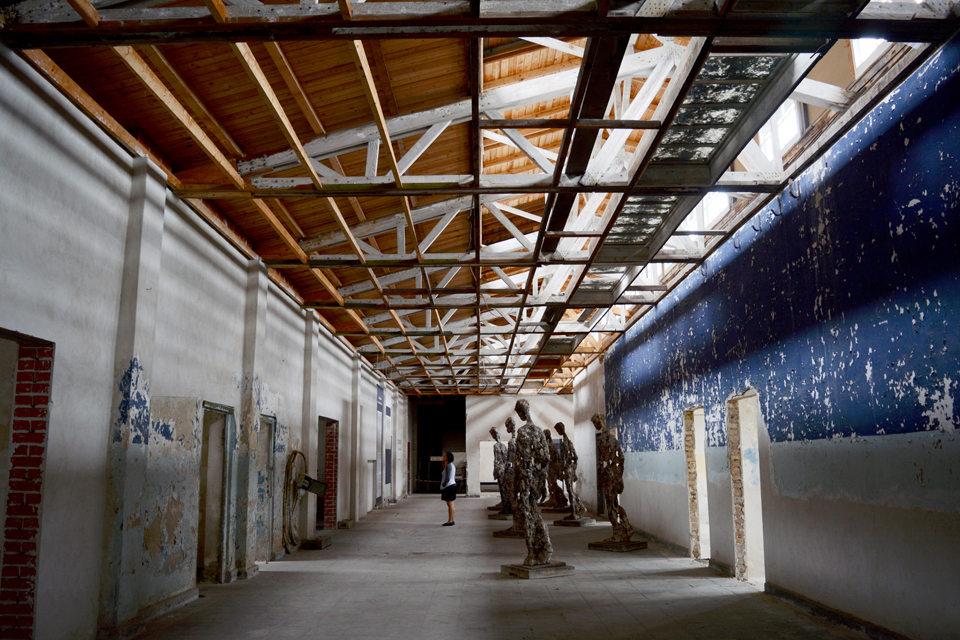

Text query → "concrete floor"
[137,494,866,640]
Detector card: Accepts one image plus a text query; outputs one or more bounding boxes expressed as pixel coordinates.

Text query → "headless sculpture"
[490,427,510,514]
[514,399,553,566]
[555,422,585,519]
[593,413,635,542]
[542,429,567,509]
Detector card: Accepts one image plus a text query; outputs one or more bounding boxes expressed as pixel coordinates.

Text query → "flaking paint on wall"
[606,40,960,501]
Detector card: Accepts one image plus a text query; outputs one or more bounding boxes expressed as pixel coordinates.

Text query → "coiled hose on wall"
[283,450,307,553]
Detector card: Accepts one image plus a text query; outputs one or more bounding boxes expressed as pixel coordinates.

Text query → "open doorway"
[256,415,277,562]
[198,403,236,583]
[684,407,711,560]
[412,396,465,493]
[727,390,766,584]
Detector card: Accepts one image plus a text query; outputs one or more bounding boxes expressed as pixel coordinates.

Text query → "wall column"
[99,157,166,632]
[236,260,269,578]
[350,352,362,522]
[300,313,318,536]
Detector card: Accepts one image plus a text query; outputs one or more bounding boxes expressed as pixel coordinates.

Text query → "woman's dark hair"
[445,451,454,463]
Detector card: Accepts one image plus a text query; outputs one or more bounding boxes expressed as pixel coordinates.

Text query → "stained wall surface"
[604,39,960,640]
[0,43,410,640]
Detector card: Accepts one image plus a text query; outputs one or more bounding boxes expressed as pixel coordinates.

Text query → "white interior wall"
[1,45,130,640]
[0,43,407,640]
[464,395,573,496]
[573,357,605,514]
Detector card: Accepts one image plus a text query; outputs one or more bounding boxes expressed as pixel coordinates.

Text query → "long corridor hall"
[137,496,867,640]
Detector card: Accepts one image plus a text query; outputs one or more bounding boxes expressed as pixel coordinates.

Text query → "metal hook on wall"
[789,178,801,199]
[771,195,783,217]
[752,216,762,233]
[733,232,741,250]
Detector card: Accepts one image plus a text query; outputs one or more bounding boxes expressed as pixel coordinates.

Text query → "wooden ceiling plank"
[19,49,182,189]
[140,45,244,158]
[112,45,245,189]
[263,42,327,136]
[230,41,367,263]
[268,198,304,237]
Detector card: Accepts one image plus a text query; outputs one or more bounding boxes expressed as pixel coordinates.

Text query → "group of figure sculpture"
[490,400,636,567]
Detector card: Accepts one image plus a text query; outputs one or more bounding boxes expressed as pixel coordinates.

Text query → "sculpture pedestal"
[492,527,525,538]
[588,539,648,552]
[488,513,510,520]
[553,517,595,527]
[501,562,574,579]
[300,536,331,550]
[539,506,570,513]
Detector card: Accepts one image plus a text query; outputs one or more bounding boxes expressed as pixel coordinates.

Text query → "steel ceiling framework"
[2,0,958,395]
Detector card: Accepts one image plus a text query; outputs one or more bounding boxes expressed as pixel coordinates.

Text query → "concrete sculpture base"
[539,506,570,513]
[501,562,574,579]
[588,540,648,552]
[553,517,595,527]
[300,536,332,550]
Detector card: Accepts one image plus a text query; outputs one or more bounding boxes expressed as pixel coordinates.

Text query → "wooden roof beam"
[65,0,100,27]
[347,39,424,262]
[230,42,367,263]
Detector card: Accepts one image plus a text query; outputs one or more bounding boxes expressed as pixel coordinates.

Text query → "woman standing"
[440,451,457,526]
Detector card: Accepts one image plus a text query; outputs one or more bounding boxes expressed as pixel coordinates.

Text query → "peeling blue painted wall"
[607,40,960,452]
[604,38,960,640]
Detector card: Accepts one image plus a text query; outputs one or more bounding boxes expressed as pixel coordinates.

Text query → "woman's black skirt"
[441,484,457,501]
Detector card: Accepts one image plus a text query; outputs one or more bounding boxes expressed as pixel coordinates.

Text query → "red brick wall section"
[322,422,338,529]
[1,343,53,640]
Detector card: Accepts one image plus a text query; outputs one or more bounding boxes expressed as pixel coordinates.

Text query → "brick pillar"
[322,421,339,529]
[683,409,701,559]
[1,342,54,640]
[727,399,746,580]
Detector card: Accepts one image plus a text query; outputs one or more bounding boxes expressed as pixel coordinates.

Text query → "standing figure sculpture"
[490,427,510,514]
[555,422,585,520]
[541,429,568,509]
[593,413,635,542]
[514,399,553,566]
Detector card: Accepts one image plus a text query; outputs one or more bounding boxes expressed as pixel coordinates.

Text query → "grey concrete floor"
[137,494,866,640]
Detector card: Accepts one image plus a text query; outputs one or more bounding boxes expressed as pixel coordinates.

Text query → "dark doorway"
[412,396,465,493]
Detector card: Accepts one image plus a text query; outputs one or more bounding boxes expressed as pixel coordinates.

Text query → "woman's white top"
[441,462,456,488]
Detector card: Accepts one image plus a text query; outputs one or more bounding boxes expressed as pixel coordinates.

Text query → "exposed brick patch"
[1,340,54,640]
[322,422,339,530]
